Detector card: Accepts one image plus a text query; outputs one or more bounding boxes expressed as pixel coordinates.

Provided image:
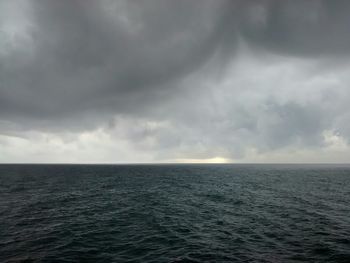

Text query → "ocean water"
[0,164,349,263]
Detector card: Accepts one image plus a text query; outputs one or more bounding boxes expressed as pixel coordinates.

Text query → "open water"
[0,164,349,262]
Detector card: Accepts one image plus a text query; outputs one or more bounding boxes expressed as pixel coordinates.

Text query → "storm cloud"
[1,0,350,163]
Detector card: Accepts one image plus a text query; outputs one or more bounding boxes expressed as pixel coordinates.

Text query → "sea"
[0,164,349,262]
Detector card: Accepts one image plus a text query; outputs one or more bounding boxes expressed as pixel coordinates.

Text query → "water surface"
[0,164,349,262]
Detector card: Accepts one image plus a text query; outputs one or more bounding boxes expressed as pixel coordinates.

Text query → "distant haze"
[1,0,350,163]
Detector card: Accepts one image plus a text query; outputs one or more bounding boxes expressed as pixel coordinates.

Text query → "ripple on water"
[0,164,350,262]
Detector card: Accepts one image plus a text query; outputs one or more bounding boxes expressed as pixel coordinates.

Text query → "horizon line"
[1,162,350,165]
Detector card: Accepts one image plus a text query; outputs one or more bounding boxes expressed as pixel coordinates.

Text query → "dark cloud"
[0,0,236,121]
[239,0,350,56]
[1,0,350,162]
[2,0,350,121]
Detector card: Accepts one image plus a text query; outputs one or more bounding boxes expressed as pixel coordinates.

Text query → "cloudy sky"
[1,0,350,163]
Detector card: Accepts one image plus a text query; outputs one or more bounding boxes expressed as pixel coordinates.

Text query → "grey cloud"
[0,0,236,121]
[239,0,350,56]
[1,0,350,162]
[2,0,350,122]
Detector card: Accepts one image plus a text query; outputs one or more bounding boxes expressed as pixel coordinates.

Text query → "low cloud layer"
[1,0,350,163]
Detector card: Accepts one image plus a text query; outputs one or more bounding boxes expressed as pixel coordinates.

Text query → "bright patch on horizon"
[174,157,231,164]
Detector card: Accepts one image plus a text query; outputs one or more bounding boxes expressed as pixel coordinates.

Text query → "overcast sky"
[1,0,350,163]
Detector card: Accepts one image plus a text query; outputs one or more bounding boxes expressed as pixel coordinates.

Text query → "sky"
[1,0,350,163]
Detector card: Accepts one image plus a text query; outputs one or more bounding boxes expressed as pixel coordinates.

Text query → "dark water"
[0,164,350,262]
